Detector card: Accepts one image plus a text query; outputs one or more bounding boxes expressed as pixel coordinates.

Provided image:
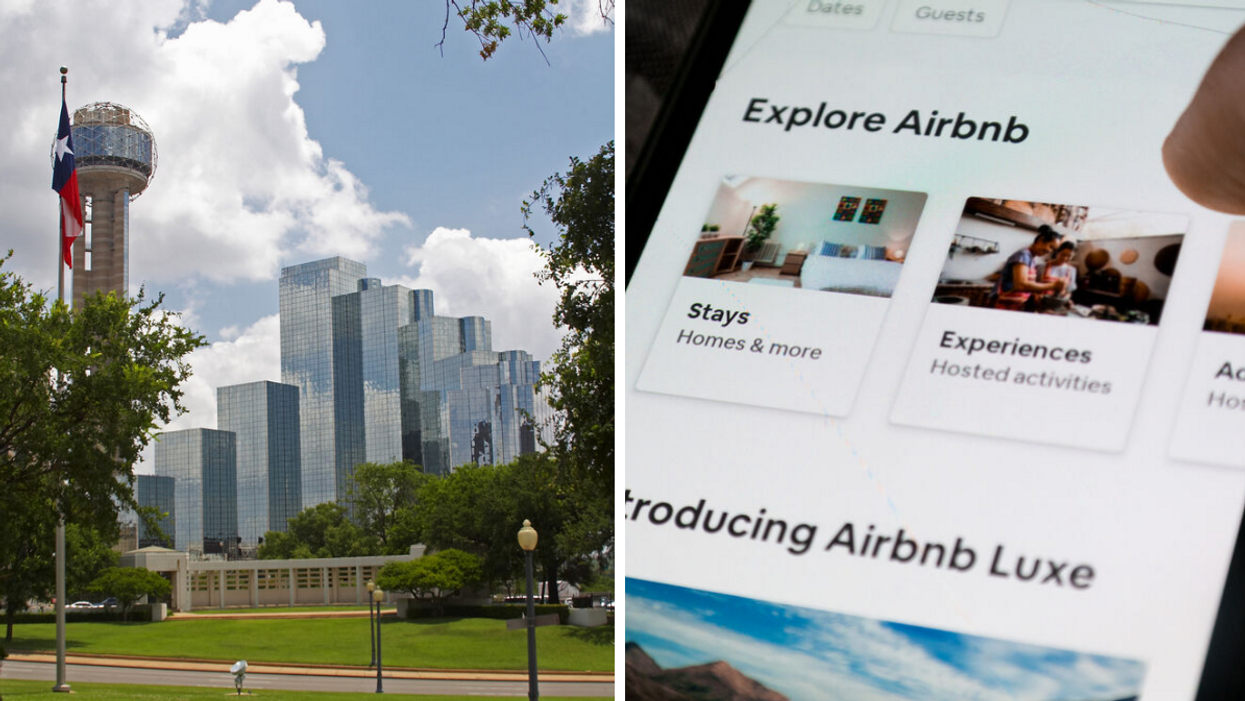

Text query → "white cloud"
[0,0,408,292]
[395,226,562,361]
[138,313,281,472]
[628,592,1144,701]
[564,0,613,36]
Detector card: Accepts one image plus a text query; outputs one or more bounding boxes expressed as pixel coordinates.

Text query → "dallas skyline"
[0,0,613,472]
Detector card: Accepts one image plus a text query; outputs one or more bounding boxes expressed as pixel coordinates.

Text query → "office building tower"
[68,103,156,308]
[217,381,301,545]
[153,428,237,554]
[136,474,175,548]
[279,257,367,511]
[278,257,550,491]
[444,349,546,468]
[355,278,413,464]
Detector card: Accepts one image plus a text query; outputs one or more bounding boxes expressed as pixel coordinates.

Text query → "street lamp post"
[366,579,376,667]
[517,519,539,701]
[373,587,385,694]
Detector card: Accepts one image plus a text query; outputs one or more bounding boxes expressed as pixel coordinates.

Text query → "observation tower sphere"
[53,102,157,308]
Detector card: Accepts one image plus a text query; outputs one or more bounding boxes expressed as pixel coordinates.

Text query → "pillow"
[839,245,858,258]
[819,241,842,257]
[861,244,888,260]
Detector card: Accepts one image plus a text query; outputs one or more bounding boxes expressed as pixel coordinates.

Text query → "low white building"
[119,545,424,612]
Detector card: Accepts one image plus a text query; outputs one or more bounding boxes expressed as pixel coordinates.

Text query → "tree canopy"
[405,453,602,602]
[257,502,379,560]
[89,567,170,622]
[523,142,615,573]
[446,0,614,61]
[0,255,202,638]
[377,548,483,616]
[347,461,429,554]
[0,254,205,517]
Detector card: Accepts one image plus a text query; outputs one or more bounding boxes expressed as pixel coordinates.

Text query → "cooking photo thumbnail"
[934,198,1186,326]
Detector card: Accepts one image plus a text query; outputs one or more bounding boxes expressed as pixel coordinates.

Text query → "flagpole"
[52,65,70,696]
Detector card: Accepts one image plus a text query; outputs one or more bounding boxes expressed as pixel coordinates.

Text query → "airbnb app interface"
[626,2,1245,699]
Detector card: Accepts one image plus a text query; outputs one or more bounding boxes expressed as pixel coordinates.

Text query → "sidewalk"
[168,608,396,620]
[6,652,613,683]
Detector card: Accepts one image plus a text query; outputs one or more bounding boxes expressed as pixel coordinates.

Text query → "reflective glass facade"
[276,256,551,504]
[356,280,413,464]
[218,381,301,544]
[280,258,366,512]
[153,429,238,553]
[444,350,550,469]
[72,123,154,176]
[136,474,175,548]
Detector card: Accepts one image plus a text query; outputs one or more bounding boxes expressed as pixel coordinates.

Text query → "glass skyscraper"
[135,474,175,549]
[279,258,367,511]
[217,380,301,545]
[153,428,238,554]
[144,256,550,554]
[278,257,549,483]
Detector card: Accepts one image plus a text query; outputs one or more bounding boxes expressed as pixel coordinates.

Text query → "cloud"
[564,0,613,36]
[395,226,562,361]
[627,585,1145,701]
[138,313,281,471]
[0,0,408,292]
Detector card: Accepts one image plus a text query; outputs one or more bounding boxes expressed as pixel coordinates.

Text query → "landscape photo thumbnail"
[626,577,1144,701]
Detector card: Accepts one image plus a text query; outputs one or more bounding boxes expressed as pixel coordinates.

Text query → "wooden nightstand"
[780,251,808,276]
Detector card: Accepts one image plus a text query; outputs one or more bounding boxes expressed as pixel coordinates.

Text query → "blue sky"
[0,0,612,467]
[627,578,1145,701]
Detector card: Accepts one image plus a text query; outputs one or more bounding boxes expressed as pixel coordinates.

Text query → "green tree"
[377,549,483,616]
[523,143,613,485]
[0,254,204,520]
[445,0,614,61]
[88,568,170,622]
[65,523,121,602]
[523,142,615,575]
[257,503,379,560]
[409,454,602,603]
[0,505,120,640]
[0,490,54,642]
[348,461,429,553]
[0,256,201,638]
[407,462,520,585]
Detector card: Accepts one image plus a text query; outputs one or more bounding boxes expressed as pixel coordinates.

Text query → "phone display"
[625,2,1245,698]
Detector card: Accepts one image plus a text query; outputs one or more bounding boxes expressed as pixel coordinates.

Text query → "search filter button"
[891,0,1011,37]
[783,0,886,30]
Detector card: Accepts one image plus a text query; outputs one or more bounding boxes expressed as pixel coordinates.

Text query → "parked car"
[98,598,117,609]
[67,601,95,609]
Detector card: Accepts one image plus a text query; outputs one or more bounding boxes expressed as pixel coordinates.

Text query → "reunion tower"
[66,102,157,308]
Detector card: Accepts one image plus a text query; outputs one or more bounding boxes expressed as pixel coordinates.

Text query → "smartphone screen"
[626,2,1245,698]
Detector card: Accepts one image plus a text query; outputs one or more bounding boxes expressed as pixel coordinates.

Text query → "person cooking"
[990,226,1066,311]
[1036,240,1077,306]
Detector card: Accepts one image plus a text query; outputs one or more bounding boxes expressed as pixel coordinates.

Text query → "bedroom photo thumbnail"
[683,175,927,297]
[934,198,1186,326]
[627,577,1145,701]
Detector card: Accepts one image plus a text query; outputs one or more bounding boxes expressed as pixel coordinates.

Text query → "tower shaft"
[72,180,130,307]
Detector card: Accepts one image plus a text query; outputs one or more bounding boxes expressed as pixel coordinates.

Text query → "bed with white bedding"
[800,255,903,297]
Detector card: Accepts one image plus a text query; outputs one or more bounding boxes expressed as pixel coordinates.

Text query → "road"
[2,660,614,697]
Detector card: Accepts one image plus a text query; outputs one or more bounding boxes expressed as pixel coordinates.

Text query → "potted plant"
[700,224,721,238]
[742,203,780,270]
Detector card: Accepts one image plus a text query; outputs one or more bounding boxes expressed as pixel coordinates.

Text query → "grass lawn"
[0,679,599,700]
[3,617,613,672]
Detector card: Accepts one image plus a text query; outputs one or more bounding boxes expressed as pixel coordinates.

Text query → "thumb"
[1163,25,1245,214]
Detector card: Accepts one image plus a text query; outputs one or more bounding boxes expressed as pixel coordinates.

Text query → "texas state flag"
[52,98,83,268]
